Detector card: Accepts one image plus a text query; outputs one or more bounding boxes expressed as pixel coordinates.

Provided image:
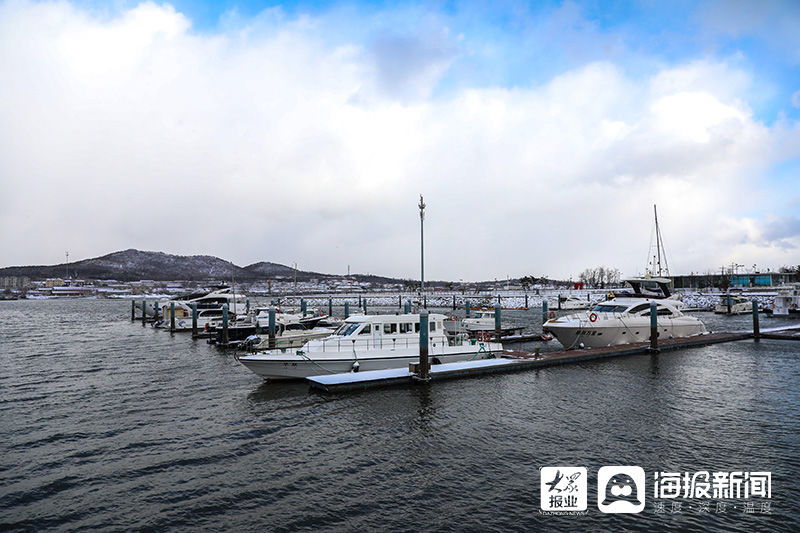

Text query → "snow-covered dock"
[307,331,761,393]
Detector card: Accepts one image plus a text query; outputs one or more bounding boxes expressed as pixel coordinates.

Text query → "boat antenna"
[419,194,426,292]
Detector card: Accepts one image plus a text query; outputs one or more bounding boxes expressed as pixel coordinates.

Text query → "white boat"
[236,313,502,380]
[556,295,592,310]
[158,288,249,331]
[714,295,753,315]
[460,309,523,336]
[543,298,707,350]
[770,284,800,317]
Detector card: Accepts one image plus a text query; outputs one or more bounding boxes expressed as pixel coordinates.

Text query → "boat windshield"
[334,323,362,336]
[591,304,629,314]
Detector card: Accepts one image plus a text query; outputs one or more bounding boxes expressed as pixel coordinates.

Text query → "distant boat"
[556,295,591,310]
[767,284,800,317]
[714,295,754,315]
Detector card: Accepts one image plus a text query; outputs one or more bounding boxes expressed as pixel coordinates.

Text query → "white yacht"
[158,288,249,331]
[770,284,800,317]
[543,298,707,350]
[714,295,754,315]
[236,313,502,380]
[557,295,592,310]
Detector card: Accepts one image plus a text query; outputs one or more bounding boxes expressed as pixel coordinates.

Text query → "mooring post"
[404,300,410,314]
[494,304,502,345]
[558,294,562,311]
[328,297,333,317]
[525,293,529,309]
[246,299,250,315]
[542,300,549,327]
[170,302,175,332]
[752,299,760,342]
[417,309,430,380]
[268,306,276,349]
[301,298,307,316]
[399,294,402,309]
[191,303,198,337]
[358,295,362,307]
[222,304,229,345]
[466,300,471,317]
[453,294,456,310]
[649,301,659,352]
[142,300,147,324]
[423,294,427,308]
[131,300,135,321]
[362,297,367,314]
[726,293,732,315]
[344,301,350,318]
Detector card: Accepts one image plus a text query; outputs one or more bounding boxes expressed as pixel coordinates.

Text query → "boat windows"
[415,323,420,333]
[591,304,628,313]
[628,304,651,315]
[338,323,361,336]
[400,323,412,334]
[384,323,397,334]
[430,322,437,332]
[359,324,372,334]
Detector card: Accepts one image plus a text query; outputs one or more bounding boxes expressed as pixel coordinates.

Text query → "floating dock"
[307,331,758,393]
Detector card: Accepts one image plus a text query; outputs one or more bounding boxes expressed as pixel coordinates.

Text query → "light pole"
[419,195,425,293]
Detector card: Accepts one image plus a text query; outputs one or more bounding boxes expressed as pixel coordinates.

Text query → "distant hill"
[0,249,409,284]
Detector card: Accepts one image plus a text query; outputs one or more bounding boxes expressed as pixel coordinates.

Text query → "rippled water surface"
[2,300,799,532]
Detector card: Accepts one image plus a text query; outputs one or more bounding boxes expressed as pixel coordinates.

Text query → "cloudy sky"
[1,0,799,281]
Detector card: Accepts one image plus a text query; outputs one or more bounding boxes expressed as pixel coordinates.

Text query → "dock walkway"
[307,331,757,393]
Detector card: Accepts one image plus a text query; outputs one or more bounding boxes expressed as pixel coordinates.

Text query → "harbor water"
[2,299,799,531]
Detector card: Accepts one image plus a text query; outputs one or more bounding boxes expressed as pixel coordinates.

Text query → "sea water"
[1,299,799,532]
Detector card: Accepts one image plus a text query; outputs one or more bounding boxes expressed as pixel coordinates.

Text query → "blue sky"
[1,0,799,278]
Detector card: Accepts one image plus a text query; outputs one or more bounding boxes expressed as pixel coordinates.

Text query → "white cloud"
[1,1,799,280]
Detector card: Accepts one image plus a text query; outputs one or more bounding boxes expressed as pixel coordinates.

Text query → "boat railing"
[312,334,467,353]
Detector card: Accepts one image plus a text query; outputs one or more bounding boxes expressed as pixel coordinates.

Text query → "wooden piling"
[542,300,548,327]
[131,300,135,321]
[344,302,350,318]
[494,304,502,344]
[191,303,198,337]
[466,300,471,317]
[328,297,333,317]
[301,298,307,316]
[726,293,732,315]
[417,309,430,380]
[453,295,456,310]
[525,293,528,309]
[753,300,760,342]
[268,307,276,349]
[142,300,147,325]
[222,304,229,345]
[362,298,367,314]
[170,302,175,332]
[649,301,658,352]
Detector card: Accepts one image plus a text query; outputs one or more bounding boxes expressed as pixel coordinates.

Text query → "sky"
[1,0,799,281]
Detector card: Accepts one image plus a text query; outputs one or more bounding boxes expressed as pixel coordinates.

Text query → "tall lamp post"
[419,195,426,293]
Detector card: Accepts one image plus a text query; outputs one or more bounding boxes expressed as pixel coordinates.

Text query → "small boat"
[543,298,707,350]
[557,295,592,310]
[714,294,754,315]
[460,309,524,336]
[768,284,800,317]
[158,288,249,331]
[236,313,502,380]
[216,313,334,348]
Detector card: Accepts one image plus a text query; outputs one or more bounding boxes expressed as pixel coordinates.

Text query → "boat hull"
[237,343,502,380]
[543,316,707,349]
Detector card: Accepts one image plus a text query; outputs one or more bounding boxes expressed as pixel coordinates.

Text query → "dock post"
[222,304,229,345]
[152,301,158,322]
[328,297,333,317]
[525,293,528,309]
[453,295,456,310]
[344,302,350,318]
[170,302,175,332]
[131,300,135,321]
[726,293,732,315]
[423,294,427,308]
[417,309,430,380]
[268,307,276,349]
[142,300,147,324]
[358,295,362,307]
[752,300,760,342]
[246,299,250,315]
[404,300,410,314]
[542,300,548,327]
[558,294,562,311]
[399,294,402,309]
[466,300,471,317]
[363,298,367,314]
[494,304,502,345]
[649,301,659,352]
[191,303,198,337]
[301,298,307,316]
